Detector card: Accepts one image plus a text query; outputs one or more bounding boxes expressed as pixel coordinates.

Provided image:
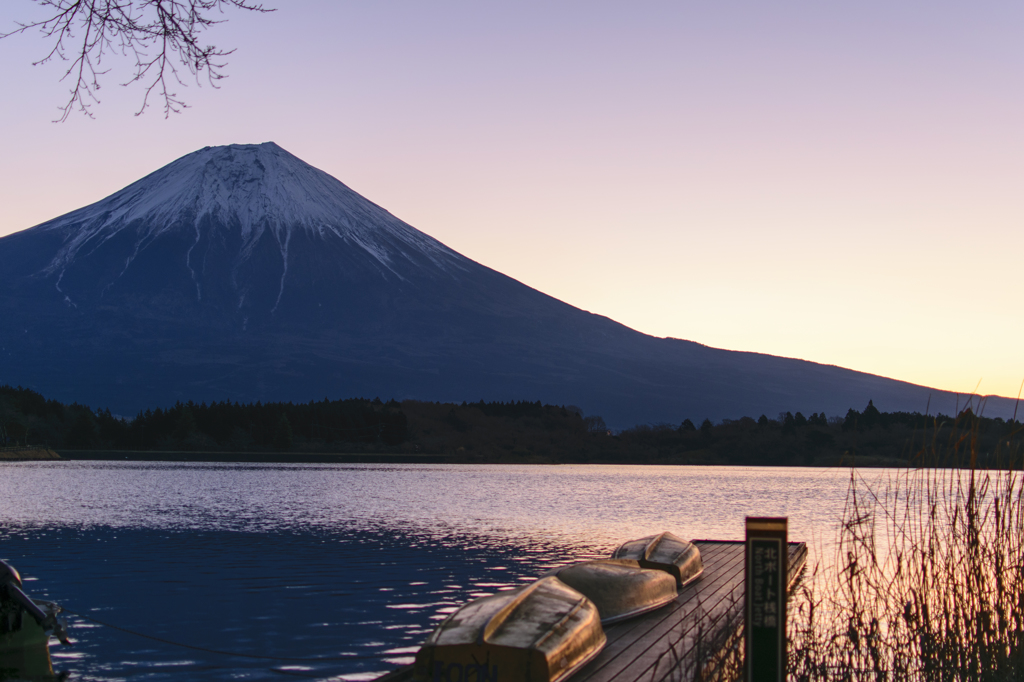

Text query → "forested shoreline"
[1,384,1020,467]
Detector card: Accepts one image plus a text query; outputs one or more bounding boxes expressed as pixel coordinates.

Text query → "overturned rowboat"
[544,559,677,625]
[414,576,605,682]
[611,532,703,587]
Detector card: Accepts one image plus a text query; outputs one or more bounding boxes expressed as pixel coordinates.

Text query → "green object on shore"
[1,560,69,680]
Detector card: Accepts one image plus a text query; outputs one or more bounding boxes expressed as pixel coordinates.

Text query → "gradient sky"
[1,2,1022,403]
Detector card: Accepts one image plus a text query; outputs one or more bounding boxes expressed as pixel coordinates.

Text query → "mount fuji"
[0,142,1010,426]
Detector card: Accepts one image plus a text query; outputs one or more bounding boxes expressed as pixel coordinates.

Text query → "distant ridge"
[0,142,1014,427]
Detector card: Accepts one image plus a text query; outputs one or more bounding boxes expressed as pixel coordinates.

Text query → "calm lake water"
[0,461,873,681]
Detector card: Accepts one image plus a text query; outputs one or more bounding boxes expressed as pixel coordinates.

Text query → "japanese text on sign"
[750,541,781,629]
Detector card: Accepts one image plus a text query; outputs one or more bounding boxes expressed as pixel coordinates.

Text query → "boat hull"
[612,532,703,587]
[415,577,605,682]
[546,560,677,625]
[0,600,60,653]
[0,602,59,680]
[0,641,57,681]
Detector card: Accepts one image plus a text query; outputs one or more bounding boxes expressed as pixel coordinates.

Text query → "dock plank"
[375,540,807,682]
[579,543,750,682]
[570,546,735,662]
[565,541,805,682]
[584,552,737,674]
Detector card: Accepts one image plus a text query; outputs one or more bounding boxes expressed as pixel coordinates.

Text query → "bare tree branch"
[1,0,274,121]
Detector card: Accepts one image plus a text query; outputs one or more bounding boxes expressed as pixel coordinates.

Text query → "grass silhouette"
[788,410,1024,681]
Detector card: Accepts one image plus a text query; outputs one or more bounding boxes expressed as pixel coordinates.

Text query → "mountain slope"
[0,142,1011,426]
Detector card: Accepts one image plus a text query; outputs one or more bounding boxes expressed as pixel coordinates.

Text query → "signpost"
[745,517,788,682]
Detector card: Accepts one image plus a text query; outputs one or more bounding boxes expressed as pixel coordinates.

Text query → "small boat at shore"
[415,576,605,682]
[544,560,677,625]
[611,532,703,587]
[1,560,71,680]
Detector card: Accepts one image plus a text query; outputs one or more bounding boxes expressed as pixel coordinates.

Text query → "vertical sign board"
[745,517,788,682]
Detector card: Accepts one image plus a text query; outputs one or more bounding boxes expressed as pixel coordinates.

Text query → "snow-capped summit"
[28,142,468,314]
[41,142,462,273]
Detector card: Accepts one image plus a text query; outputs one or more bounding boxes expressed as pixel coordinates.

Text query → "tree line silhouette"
[1,384,1021,467]
[0,385,407,451]
[612,399,1022,467]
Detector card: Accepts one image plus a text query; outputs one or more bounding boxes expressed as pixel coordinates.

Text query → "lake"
[0,461,870,681]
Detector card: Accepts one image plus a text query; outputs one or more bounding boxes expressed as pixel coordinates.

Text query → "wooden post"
[745,517,788,682]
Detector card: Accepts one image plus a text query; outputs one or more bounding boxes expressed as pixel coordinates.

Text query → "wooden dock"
[571,540,806,682]
[379,540,807,682]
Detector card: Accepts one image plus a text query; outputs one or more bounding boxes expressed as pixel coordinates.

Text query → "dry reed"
[789,415,1024,681]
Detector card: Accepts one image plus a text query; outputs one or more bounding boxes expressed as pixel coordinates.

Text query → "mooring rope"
[60,608,400,662]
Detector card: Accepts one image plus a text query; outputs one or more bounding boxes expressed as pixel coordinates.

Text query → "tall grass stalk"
[789,419,1024,681]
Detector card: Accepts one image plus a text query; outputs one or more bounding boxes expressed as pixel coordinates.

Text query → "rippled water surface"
[0,461,869,681]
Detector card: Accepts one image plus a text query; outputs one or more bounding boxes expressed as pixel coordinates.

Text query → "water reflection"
[0,462,868,681]
[2,525,605,681]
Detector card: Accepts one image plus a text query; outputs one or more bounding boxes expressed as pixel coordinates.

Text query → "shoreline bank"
[0,447,60,460]
[52,450,457,464]
[13,449,913,467]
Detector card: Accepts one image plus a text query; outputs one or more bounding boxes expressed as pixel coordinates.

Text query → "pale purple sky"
[1,1,1022,402]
